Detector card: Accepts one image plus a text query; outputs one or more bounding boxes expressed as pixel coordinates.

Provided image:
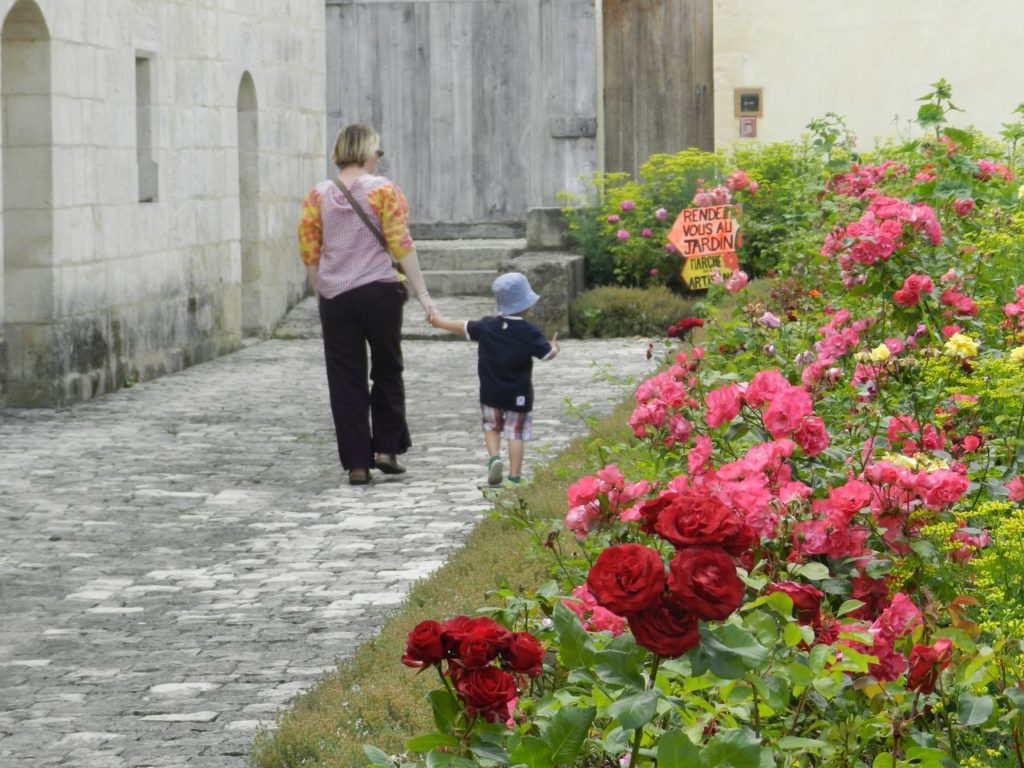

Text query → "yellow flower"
[869,343,891,364]
[944,332,979,360]
[1018,184,1024,199]
[1011,345,1024,365]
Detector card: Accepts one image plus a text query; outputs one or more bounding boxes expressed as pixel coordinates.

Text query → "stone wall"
[0,0,325,407]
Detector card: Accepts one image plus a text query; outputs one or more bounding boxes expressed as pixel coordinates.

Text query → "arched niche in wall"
[1,0,54,402]
[237,71,261,336]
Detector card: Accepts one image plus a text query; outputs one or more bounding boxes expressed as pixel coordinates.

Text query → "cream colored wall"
[713,0,1024,149]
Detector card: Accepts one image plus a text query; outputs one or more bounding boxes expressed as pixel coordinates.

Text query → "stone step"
[422,269,497,297]
[414,238,525,271]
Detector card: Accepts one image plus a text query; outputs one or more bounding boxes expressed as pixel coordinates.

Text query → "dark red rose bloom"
[652,492,754,555]
[907,638,953,694]
[767,581,824,624]
[440,615,474,654]
[454,666,518,722]
[627,599,701,658]
[638,494,677,535]
[456,617,511,668]
[667,317,705,338]
[586,544,666,616]
[502,632,545,677]
[401,620,446,668]
[667,547,745,621]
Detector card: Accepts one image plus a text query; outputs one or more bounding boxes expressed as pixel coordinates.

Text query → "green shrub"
[569,286,696,338]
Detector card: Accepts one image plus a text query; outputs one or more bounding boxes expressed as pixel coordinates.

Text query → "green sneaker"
[487,456,504,486]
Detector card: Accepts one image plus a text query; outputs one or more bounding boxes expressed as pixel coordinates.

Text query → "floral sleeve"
[297,187,322,266]
[367,183,415,260]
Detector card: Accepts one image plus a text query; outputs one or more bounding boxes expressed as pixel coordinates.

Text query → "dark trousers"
[318,281,411,470]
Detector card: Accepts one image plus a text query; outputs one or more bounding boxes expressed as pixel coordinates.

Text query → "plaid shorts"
[481,405,533,441]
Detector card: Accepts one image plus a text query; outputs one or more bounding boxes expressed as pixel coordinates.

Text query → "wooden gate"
[602,0,714,177]
[325,0,599,229]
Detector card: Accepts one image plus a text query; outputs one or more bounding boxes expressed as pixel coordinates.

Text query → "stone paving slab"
[0,306,658,767]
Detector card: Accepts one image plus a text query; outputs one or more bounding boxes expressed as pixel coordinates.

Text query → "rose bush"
[369,83,1024,768]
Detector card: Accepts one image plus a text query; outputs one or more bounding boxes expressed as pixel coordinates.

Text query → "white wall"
[713,0,1024,149]
[0,0,325,405]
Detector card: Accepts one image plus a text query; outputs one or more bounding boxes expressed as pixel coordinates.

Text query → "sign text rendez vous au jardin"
[668,205,741,290]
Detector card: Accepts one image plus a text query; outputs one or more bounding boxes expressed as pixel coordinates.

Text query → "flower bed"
[370,84,1024,768]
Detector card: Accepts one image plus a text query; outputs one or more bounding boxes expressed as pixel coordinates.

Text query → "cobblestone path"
[0,300,657,767]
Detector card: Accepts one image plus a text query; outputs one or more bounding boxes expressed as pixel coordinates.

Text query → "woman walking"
[298,124,436,485]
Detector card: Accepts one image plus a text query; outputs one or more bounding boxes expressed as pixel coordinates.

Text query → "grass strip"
[251,396,638,768]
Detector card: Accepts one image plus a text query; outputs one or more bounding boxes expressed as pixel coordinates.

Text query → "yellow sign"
[668,205,741,290]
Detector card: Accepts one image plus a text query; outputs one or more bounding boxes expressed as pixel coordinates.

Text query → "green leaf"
[543,706,596,765]
[657,729,701,767]
[594,645,646,689]
[917,103,944,127]
[428,688,460,735]
[872,755,894,768]
[552,600,596,668]
[837,599,865,617]
[363,745,393,767]
[1006,688,1024,711]
[957,693,995,726]
[607,690,659,730]
[702,727,762,768]
[508,735,552,768]
[407,733,461,753]
[777,736,828,751]
[795,561,830,580]
[783,622,803,648]
[697,624,770,680]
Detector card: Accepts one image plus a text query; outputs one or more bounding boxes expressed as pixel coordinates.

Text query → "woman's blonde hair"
[331,124,381,168]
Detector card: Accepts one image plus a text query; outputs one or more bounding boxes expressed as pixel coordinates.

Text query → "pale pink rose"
[617,229,630,241]
[655,207,668,221]
[725,270,749,293]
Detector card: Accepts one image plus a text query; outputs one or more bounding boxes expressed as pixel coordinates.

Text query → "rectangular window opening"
[135,55,158,203]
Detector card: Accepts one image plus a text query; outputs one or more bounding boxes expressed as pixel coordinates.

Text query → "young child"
[429,272,559,486]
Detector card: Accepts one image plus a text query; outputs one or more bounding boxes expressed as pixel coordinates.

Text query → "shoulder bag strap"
[331,177,389,251]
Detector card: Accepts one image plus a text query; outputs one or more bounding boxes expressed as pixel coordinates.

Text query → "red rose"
[454,666,518,722]
[401,620,446,668]
[627,599,701,658]
[652,492,753,555]
[907,639,953,694]
[586,544,666,616]
[440,615,474,654]
[456,618,511,668]
[502,632,545,677]
[667,547,745,621]
[637,493,676,534]
[767,581,824,624]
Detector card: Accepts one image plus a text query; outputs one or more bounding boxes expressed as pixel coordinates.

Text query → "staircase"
[404,237,526,339]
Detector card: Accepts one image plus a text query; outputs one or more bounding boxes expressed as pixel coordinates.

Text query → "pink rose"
[1007,475,1024,501]
[641,228,653,238]
[725,270,749,294]
[953,198,975,217]
[607,214,620,223]
[655,207,668,221]
[617,229,631,241]
[762,386,813,439]
[620,199,636,211]
[793,415,830,457]
[705,383,742,429]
